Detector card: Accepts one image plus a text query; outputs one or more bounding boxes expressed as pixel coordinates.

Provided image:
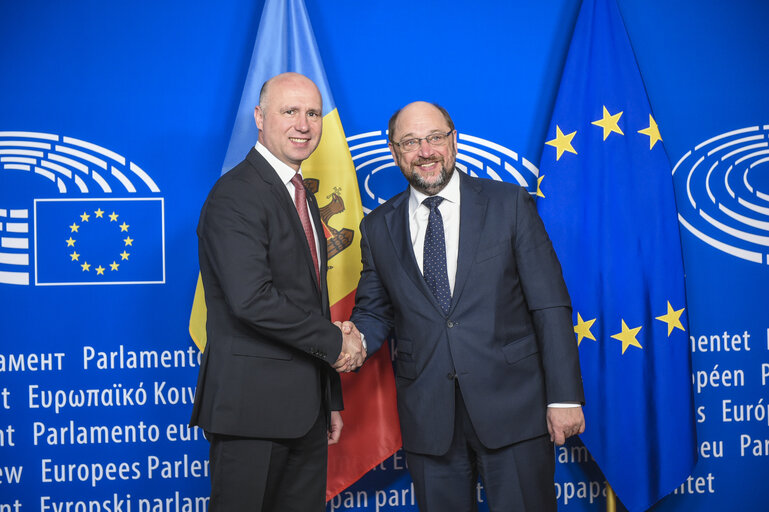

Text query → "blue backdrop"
[1,1,768,511]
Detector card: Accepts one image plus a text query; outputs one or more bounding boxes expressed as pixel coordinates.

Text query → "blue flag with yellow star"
[537,0,697,510]
[35,198,165,285]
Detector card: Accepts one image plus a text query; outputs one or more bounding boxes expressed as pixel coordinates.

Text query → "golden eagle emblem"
[304,178,354,260]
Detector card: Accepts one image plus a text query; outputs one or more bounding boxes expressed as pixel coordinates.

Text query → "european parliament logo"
[673,125,769,265]
[0,131,165,286]
[347,131,540,213]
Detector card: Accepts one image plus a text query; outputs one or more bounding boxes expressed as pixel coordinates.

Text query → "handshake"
[332,321,366,373]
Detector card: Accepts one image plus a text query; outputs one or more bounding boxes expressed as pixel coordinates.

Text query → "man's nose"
[294,114,309,132]
[418,138,434,157]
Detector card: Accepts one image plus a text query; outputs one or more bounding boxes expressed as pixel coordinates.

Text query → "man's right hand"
[332,321,366,373]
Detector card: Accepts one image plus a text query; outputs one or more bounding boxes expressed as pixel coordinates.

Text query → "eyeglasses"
[392,130,454,152]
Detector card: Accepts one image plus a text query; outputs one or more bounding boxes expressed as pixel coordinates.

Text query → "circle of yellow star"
[80,212,90,222]
[66,237,76,247]
[611,320,643,354]
[81,261,91,272]
[536,176,545,198]
[124,236,134,246]
[591,106,624,140]
[94,208,105,218]
[656,301,685,336]
[638,114,662,149]
[109,212,119,222]
[119,222,130,232]
[95,265,106,275]
[120,251,130,260]
[69,222,80,233]
[70,251,80,261]
[545,125,577,161]
[110,261,120,271]
[574,313,597,346]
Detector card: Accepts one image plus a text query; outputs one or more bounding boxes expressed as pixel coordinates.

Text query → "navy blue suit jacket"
[351,171,584,455]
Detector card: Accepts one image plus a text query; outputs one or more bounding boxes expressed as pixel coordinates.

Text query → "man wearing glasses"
[347,101,585,511]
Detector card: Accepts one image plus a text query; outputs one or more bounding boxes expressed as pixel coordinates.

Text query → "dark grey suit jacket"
[351,171,584,455]
[190,148,343,439]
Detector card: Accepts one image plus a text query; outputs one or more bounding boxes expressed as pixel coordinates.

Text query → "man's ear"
[254,106,263,131]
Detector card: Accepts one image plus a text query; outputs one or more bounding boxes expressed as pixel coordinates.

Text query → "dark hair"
[388,102,455,142]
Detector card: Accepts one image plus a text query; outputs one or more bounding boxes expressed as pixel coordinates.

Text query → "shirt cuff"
[547,402,581,408]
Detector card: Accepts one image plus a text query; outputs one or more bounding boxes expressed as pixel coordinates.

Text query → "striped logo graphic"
[0,131,165,285]
[673,125,769,265]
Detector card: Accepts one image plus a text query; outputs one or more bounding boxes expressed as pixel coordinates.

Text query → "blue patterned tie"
[422,196,451,314]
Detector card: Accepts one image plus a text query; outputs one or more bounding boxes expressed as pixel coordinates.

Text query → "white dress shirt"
[255,142,320,262]
[407,169,577,409]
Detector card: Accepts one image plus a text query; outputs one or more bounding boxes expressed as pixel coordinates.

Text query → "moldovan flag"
[187,0,401,500]
[537,0,697,510]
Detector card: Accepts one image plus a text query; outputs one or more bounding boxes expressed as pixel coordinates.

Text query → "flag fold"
[537,0,697,510]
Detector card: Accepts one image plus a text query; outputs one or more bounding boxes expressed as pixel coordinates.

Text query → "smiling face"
[254,73,323,170]
[389,101,457,196]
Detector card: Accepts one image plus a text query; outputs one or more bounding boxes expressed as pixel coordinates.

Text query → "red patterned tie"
[291,173,320,284]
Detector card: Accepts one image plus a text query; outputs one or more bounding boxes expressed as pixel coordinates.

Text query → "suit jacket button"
[447,372,456,380]
[447,320,454,328]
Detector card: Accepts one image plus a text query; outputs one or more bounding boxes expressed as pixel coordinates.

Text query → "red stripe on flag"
[329,287,356,323]
[326,288,402,500]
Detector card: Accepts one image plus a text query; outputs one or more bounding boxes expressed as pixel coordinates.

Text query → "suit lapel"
[451,172,487,310]
[385,190,449,316]
[247,149,323,298]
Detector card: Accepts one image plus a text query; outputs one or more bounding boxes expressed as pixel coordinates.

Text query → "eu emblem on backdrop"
[34,198,164,285]
[0,131,165,286]
[536,0,697,511]
[673,124,769,265]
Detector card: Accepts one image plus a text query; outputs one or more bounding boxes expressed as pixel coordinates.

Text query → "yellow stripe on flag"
[303,108,364,306]
[189,273,206,352]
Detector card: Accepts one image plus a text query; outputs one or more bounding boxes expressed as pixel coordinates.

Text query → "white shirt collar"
[408,167,461,215]
[255,141,302,184]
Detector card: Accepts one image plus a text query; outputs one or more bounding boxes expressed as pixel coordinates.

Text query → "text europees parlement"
[40,454,208,487]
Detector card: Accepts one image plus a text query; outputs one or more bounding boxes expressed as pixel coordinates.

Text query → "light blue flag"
[537,0,697,510]
[220,0,336,174]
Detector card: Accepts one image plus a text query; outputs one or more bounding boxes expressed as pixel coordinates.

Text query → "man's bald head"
[388,101,455,143]
[258,72,321,110]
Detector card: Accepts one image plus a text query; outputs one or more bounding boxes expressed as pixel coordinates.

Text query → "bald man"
[348,101,585,511]
[191,72,365,511]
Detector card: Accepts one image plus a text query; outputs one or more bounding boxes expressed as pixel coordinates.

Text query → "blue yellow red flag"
[537,0,697,510]
[187,0,400,500]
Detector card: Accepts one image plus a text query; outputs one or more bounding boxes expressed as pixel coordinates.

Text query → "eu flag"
[537,0,697,510]
[35,198,164,285]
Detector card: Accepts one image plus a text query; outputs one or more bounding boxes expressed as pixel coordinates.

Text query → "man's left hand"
[546,406,585,446]
[328,411,344,445]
